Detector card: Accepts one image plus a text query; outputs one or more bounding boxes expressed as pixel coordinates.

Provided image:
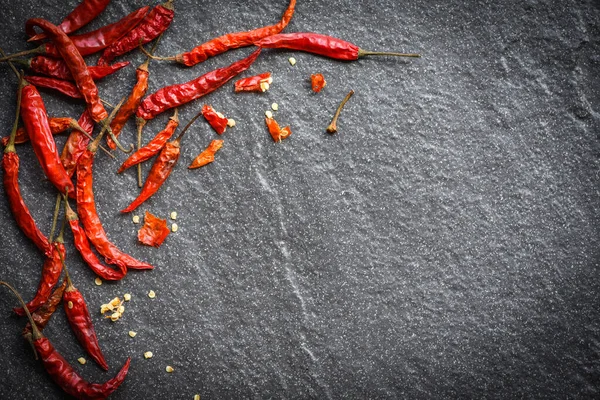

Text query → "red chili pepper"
[202,105,228,135]
[256,32,421,61]
[22,279,67,344]
[24,19,108,123]
[234,72,272,93]
[61,110,95,178]
[137,48,262,121]
[63,268,109,370]
[154,0,295,67]
[121,137,181,213]
[188,139,224,169]
[265,116,291,142]
[77,134,154,270]
[25,75,83,99]
[138,211,170,247]
[2,116,80,147]
[98,0,174,65]
[310,73,326,93]
[65,195,127,281]
[117,109,179,173]
[27,0,112,41]
[14,56,129,81]
[20,80,75,196]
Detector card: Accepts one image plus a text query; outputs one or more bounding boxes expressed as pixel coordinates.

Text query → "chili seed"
[144,351,153,359]
[124,293,131,301]
[166,366,174,373]
[260,81,270,92]
[170,211,177,220]
[288,57,296,66]
[227,118,236,127]
[133,215,140,224]
[216,111,225,119]
[271,103,279,111]
[110,297,122,307]
[118,305,125,314]
[94,277,102,286]
[100,304,111,313]
[77,357,86,365]
[110,313,120,321]
[148,290,156,299]
[265,110,273,119]
[171,223,179,232]
[129,331,137,338]
[67,301,73,309]
[194,395,200,400]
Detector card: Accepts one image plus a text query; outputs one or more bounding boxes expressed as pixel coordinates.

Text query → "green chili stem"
[0,281,42,340]
[357,49,421,58]
[48,193,63,243]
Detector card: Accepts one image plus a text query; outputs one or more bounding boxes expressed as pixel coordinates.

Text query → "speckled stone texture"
[0,0,599,398]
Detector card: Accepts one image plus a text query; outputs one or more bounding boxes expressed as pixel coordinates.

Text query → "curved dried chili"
[15,56,129,81]
[25,75,83,99]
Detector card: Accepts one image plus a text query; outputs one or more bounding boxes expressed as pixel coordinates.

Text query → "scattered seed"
[265,110,273,119]
[148,290,156,299]
[94,277,102,286]
[110,312,120,322]
[67,301,73,309]
[170,211,177,220]
[118,305,125,314]
[124,293,131,301]
[132,215,140,224]
[194,395,200,400]
[216,111,225,119]
[259,81,270,92]
[166,366,174,373]
[271,103,279,111]
[100,304,112,313]
[77,357,86,365]
[129,331,137,338]
[144,351,153,359]
[227,118,236,127]
[288,57,296,66]
[110,297,122,307]
[171,223,179,232]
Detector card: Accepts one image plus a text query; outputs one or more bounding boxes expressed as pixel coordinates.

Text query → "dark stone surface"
[0,0,599,398]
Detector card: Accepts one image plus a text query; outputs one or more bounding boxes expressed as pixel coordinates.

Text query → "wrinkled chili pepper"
[326,89,354,134]
[234,72,272,93]
[13,56,129,82]
[151,0,295,66]
[118,108,178,174]
[121,136,181,213]
[61,110,94,178]
[137,48,262,121]
[256,32,421,61]
[27,0,112,41]
[189,139,224,169]
[65,194,127,281]
[61,256,109,370]
[2,116,82,147]
[202,104,228,135]
[77,124,155,270]
[265,116,291,142]
[310,73,326,93]
[0,281,131,400]
[25,75,84,99]
[22,279,67,346]
[20,78,75,196]
[138,211,170,247]
[98,0,174,65]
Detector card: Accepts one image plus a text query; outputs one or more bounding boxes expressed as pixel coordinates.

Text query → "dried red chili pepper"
[118,109,179,174]
[189,139,224,169]
[65,194,127,281]
[256,32,421,61]
[61,110,94,178]
[25,75,84,99]
[151,0,295,66]
[310,73,326,93]
[77,126,155,270]
[202,105,229,135]
[137,48,262,121]
[0,281,131,400]
[98,0,174,65]
[14,56,129,81]
[326,89,354,134]
[20,78,75,196]
[234,72,272,93]
[265,116,291,142]
[138,211,170,247]
[121,136,181,213]
[22,279,66,351]
[2,116,80,147]
[27,0,112,41]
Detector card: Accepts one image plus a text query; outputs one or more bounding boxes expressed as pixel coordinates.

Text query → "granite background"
[0,0,599,398]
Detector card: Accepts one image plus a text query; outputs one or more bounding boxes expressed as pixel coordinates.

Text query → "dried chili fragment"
[138,211,170,248]
[61,110,94,178]
[189,139,224,169]
[202,105,229,135]
[310,73,326,93]
[234,72,272,93]
[15,56,129,82]
[265,116,291,142]
[22,279,67,344]
[25,75,83,99]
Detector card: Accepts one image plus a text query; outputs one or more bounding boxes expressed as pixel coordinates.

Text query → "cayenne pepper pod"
[0,281,131,400]
[188,139,224,169]
[137,48,262,121]
[22,279,67,347]
[234,72,272,93]
[13,56,130,82]
[202,105,229,135]
[2,116,93,147]
[24,75,84,99]
[61,110,95,178]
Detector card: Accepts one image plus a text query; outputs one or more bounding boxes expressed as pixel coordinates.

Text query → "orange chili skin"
[61,110,94,178]
[2,116,85,147]
[65,199,127,281]
[234,72,272,92]
[27,0,112,41]
[26,19,108,122]
[121,138,181,213]
[20,82,75,196]
[13,242,65,316]
[22,280,67,342]
[202,105,228,134]
[176,0,295,66]
[99,0,174,65]
[256,32,361,60]
[189,139,223,169]
[138,211,170,247]
[34,337,130,400]
[137,48,262,121]
[117,110,179,173]
[265,116,291,142]
[63,278,109,370]
[25,76,83,99]
[107,61,150,149]
[24,56,130,81]
[310,73,326,92]
[76,148,155,270]
[2,151,52,256]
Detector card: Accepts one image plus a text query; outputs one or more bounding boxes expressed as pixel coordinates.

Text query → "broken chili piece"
[310,73,326,93]
[22,279,67,345]
[189,139,224,169]
[234,72,272,93]
[265,116,291,142]
[138,211,170,247]
[202,105,229,135]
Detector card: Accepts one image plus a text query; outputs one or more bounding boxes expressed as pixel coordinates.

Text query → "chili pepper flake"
[234,72,272,93]
[188,140,224,169]
[201,105,229,135]
[138,211,170,248]
[78,357,87,365]
[148,290,156,299]
[310,73,326,93]
[265,117,292,142]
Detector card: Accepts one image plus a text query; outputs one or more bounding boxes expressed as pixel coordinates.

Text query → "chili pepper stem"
[357,49,421,58]
[0,281,42,340]
[48,193,63,243]
[69,121,115,159]
[0,48,21,80]
[105,122,133,153]
[100,99,115,109]
[327,89,355,134]
[89,97,126,153]
[139,43,175,61]
[135,117,146,188]
[4,72,25,153]
[0,45,45,62]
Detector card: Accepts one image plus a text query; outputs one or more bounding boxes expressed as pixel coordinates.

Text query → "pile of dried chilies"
[0,0,419,397]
